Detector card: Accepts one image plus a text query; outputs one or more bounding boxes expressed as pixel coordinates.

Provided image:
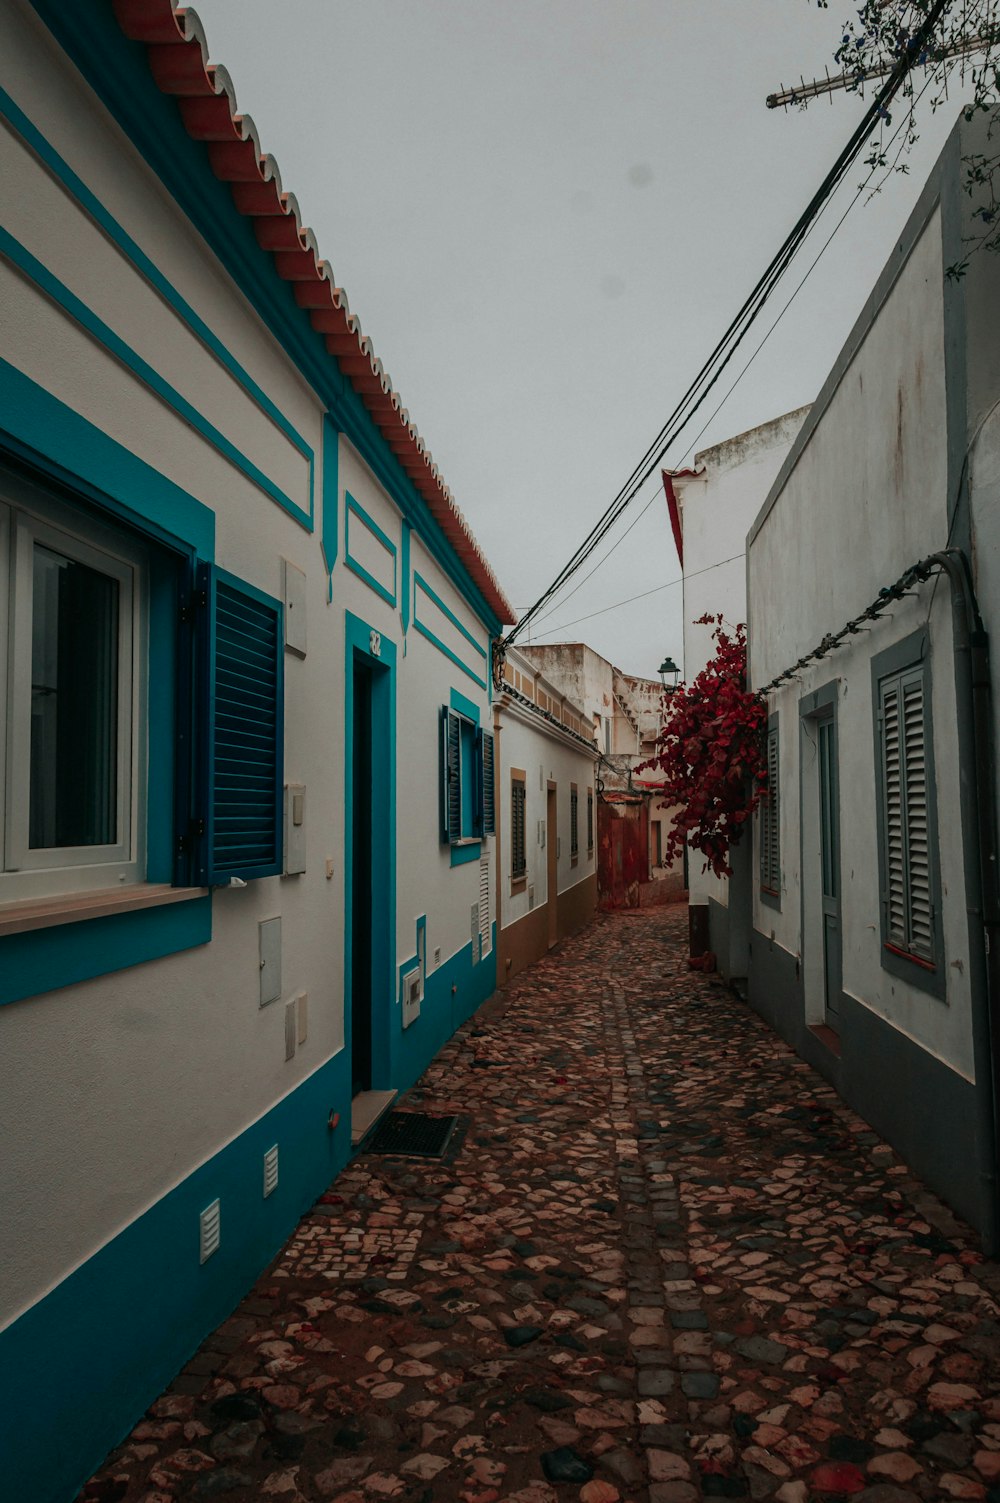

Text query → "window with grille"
[759,719,780,900]
[511,774,527,879]
[570,784,579,858]
[875,651,939,978]
[587,788,594,852]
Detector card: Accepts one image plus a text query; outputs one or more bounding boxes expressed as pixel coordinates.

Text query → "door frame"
[344,612,396,1094]
[799,680,842,1031]
[546,780,558,947]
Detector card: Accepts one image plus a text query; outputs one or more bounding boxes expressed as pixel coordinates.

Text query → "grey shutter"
[570,789,579,855]
[760,725,779,893]
[587,790,594,850]
[481,730,495,836]
[440,706,462,843]
[200,563,284,883]
[880,679,908,948]
[511,779,526,877]
[902,672,933,960]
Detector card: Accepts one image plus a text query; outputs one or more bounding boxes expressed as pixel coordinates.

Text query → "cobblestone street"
[83,907,1000,1503]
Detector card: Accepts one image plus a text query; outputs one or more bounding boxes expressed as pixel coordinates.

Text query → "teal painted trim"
[344,612,397,1091]
[0,896,211,1007]
[0,358,214,557]
[26,1,504,636]
[146,552,180,884]
[0,1048,352,1503]
[400,521,412,637]
[449,686,482,725]
[413,574,488,690]
[398,914,427,1005]
[345,493,398,608]
[322,415,339,598]
[0,227,312,530]
[0,84,314,518]
[451,841,482,868]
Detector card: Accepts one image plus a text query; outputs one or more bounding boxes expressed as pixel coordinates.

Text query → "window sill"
[510,875,528,894]
[0,883,208,938]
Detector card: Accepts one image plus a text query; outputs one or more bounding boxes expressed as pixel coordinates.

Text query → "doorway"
[351,661,374,1094]
[546,782,558,947]
[818,714,842,1030]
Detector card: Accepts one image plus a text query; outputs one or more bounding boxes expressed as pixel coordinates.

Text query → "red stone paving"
[80,907,1000,1503]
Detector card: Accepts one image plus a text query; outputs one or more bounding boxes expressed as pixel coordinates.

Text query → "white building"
[666,408,808,978]
[0,5,515,1500]
[494,645,599,982]
[746,107,1000,1247]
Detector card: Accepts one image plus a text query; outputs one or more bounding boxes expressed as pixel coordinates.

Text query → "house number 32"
[369,629,382,658]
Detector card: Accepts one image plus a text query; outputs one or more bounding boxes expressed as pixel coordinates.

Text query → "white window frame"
[1,477,146,904]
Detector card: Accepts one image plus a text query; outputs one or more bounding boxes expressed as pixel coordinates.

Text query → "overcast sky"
[193,1,963,679]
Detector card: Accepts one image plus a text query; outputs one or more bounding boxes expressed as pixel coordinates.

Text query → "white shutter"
[478,852,492,958]
[901,673,933,960]
[880,680,907,947]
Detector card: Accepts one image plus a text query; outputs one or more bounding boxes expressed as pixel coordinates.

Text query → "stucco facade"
[746,110,1000,1246]
[0,7,513,1500]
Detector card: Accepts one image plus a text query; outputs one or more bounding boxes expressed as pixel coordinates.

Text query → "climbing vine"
[641,618,768,879]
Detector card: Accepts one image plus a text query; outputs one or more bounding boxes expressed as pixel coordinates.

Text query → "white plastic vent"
[199,1199,221,1263]
[401,965,423,1028]
[263,1144,279,1198]
[478,854,492,959]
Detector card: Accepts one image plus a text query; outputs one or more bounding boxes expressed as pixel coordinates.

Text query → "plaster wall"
[747,206,975,1079]
[0,15,497,1334]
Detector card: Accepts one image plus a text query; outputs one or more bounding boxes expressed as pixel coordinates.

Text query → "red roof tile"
[111,0,515,626]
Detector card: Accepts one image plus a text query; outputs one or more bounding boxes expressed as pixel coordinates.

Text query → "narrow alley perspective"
[82,908,1000,1503]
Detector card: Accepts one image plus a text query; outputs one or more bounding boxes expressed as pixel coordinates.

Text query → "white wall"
[748,203,975,1078]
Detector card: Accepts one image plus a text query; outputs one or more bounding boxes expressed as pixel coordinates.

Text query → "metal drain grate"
[367,1111,459,1158]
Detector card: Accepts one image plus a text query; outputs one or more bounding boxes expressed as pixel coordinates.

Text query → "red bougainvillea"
[640,617,768,878]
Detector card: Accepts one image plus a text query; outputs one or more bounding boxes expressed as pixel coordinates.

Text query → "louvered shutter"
[511,779,527,878]
[880,669,933,961]
[587,790,594,851]
[478,853,492,957]
[570,788,579,856]
[481,731,495,836]
[440,706,462,843]
[760,725,779,893]
[199,563,283,883]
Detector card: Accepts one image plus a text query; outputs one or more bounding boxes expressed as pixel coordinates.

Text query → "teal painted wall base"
[391,928,497,1097]
[0,1049,353,1503]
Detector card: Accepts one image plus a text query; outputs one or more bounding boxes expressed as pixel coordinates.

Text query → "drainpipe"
[931,548,1000,1253]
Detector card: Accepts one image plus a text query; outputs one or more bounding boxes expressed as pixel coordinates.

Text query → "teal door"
[818,715,842,1029]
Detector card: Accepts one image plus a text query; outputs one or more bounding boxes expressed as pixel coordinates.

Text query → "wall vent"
[528,884,535,911]
[402,965,423,1028]
[199,1199,221,1263]
[263,1145,279,1198]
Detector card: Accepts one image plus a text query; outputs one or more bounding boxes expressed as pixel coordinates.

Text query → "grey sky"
[192,1,963,678]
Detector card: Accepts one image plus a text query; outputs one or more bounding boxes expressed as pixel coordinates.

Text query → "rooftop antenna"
[766,30,992,110]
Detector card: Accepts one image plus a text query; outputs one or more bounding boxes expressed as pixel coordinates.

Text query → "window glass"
[30,544,120,849]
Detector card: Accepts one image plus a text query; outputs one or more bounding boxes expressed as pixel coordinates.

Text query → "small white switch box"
[401,966,423,1028]
[282,558,307,656]
[283,784,306,875]
[259,917,281,1006]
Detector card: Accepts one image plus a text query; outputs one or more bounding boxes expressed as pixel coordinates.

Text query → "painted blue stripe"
[0,86,315,501]
[0,357,214,557]
[400,521,412,636]
[0,1048,352,1503]
[25,1,505,635]
[345,494,398,608]
[0,226,313,530]
[322,414,339,596]
[415,573,488,658]
[413,619,488,690]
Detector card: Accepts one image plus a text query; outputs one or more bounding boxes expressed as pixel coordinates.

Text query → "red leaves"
[637,621,767,879]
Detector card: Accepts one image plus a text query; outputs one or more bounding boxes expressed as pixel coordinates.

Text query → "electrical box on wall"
[259,917,281,1006]
[282,558,307,656]
[401,965,423,1028]
[284,783,306,874]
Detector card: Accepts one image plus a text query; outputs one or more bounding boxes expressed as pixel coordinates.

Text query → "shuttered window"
[440,706,493,844]
[587,789,594,852]
[759,722,780,897]
[570,785,579,858]
[199,563,284,883]
[878,665,935,964]
[478,852,492,957]
[511,775,527,879]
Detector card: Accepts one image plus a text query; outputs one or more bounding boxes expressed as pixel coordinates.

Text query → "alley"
[83,907,1000,1503]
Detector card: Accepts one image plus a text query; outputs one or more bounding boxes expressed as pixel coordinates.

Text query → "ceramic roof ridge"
[111,0,515,625]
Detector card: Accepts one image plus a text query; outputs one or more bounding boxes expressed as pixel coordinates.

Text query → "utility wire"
[502,0,954,653]
[527,69,934,637]
[526,551,747,641]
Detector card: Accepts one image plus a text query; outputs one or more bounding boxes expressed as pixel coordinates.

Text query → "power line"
[526,551,746,641]
[502,0,954,654]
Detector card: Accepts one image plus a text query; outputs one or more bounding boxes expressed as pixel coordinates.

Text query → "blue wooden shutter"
[440,706,462,843]
[481,730,495,836]
[199,563,283,883]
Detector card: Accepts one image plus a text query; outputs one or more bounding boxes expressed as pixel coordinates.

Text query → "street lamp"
[658,656,680,692]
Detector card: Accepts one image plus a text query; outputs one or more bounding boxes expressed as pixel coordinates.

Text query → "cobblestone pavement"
[82,907,1000,1503]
